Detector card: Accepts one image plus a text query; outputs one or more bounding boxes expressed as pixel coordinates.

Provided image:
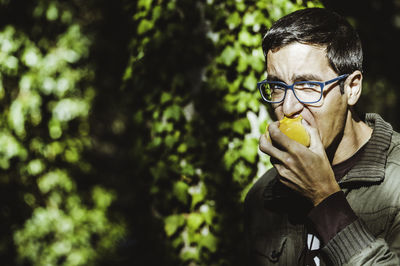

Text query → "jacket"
[244,113,400,265]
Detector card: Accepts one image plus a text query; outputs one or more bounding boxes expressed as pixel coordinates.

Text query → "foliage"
[0,1,124,265]
[128,0,322,265]
[0,0,359,265]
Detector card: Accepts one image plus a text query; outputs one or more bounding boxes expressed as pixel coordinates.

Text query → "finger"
[275,165,299,190]
[259,133,288,163]
[275,164,292,179]
[278,176,298,191]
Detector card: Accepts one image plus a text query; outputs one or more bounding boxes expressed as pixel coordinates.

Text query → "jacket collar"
[263,113,393,200]
[339,113,392,186]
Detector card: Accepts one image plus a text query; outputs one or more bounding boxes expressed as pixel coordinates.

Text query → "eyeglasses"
[257,74,349,104]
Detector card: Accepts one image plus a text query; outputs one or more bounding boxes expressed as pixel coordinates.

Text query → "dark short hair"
[262,8,363,75]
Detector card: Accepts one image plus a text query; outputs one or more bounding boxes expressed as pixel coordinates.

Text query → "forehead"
[266,42,335,81]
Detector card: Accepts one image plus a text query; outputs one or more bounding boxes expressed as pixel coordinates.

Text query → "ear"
[344,70,363,106]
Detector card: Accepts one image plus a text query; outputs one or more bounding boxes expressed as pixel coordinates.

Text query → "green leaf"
[181,163,195,176]
[163,104,181,121]
[238,30,252,46]
[180,246,200,261]
[236,92,250,113]
[46,4,59,21]
[226,12,241,29]
[233,160,252,184]
[237,52,248,72]
[243,12,256,26]
[233,118,250,134]
[27,159,45,175]
[200,232,218,252]
[259,119,269,134]
[137,19,153,35]
[187,213,203,231]
[190,183,207,210]
[173,181,189,205]
[307,1,324,8]
[164,214,185,237]
[251,48,265,71]
[152,5,161,21]
[164,133,178,149]
[223,149,239,170]
[220,46,237,66]
[160,92,172,104]
[138,0,153,10]
[37,170,75,194]
[228,78,242,93]
[240,137,258,163]
[172,235,183,249]
[243,73,257,91]
[177,143,187,153]
[235,0,246,11]
[200,205,216,225]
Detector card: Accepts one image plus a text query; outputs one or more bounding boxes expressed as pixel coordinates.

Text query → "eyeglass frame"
[257,74,349,104]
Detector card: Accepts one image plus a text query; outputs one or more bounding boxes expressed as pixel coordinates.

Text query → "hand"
[259,120,340,206]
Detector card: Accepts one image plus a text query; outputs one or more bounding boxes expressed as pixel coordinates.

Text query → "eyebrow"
[266,73,324,83]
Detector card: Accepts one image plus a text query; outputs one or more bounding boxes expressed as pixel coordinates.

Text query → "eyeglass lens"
[259,82,322,103]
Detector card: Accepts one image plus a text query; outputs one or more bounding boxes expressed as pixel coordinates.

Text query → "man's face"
[266,42,349,149]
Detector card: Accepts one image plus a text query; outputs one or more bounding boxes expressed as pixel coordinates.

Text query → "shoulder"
[387,130,400,166]
[377,130,400,207]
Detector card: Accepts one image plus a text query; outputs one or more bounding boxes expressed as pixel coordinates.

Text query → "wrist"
[312,184,341,206]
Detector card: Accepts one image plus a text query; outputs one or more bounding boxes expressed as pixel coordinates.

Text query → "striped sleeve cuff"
[322,218,375,265]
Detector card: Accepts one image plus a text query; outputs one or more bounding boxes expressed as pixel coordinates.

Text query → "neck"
[330,110,373,165]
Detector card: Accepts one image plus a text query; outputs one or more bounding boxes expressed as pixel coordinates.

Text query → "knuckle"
[259,135,267,147]
[269,126,280,139]
[259,135,265,145]
[277,168,292,182]
[283,155,294,166]
[292,147,303,159]
[269,122,279,132]
[275,164,286,175]
[259,135,271,153]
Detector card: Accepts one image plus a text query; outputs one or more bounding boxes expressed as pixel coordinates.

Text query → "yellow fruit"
[266,115,310,147]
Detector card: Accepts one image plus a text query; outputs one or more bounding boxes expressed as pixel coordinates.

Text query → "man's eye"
[295,82,320,90]
[270,84,285,90]
[303,82,318,88]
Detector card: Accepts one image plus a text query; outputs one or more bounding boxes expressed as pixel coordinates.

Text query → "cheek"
[314,96,348,146]
[273,105,284,120]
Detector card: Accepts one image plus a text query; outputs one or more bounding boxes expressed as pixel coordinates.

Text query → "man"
[244,8,400,265]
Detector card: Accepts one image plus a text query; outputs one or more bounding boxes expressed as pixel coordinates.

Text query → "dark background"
[323,0,400,130]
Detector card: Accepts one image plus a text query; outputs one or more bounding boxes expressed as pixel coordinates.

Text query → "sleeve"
[320,166,400,265]
[322,216,400,265]
[307,191,357,245]
[308,190,400,265]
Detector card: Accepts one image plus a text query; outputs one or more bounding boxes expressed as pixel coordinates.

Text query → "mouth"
[282,114,310,125]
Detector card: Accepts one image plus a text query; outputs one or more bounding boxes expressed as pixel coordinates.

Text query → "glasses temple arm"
[323,74,349,85]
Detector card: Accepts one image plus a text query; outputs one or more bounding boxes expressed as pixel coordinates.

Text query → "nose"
[282,89,304,117]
